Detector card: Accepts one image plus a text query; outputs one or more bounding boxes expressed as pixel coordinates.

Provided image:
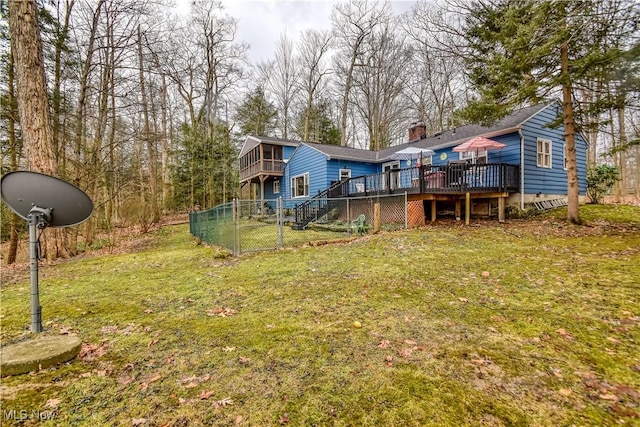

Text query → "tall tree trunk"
[8,0,70,260]
[52,0,75,170]
[8,0,57,175]
[5,51,21,265]
[137,25,160,223]
[560,41,580,224]
[616,106,627,199]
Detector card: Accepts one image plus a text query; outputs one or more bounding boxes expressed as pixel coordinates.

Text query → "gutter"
[519,129,525,210]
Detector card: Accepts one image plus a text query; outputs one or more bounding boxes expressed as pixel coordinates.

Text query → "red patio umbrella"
[452,136,506,153]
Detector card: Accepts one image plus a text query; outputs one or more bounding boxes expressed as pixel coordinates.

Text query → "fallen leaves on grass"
[44,398,60,409]
[199,389,215,400]
[279,413,290,425]
[131,418,147,426]
[78,342,109,361]
[177,373,210,388]
[140,373,162,391]
[377,340,391,349]
[214,397,234,408]
[555,328,573,340]
[207,307,237,317]
[222,346,237,352]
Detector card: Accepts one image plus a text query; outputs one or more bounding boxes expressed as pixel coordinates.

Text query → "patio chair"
[350,214,368,235]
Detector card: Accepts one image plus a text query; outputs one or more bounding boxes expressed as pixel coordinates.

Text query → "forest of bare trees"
[1,0,638,260]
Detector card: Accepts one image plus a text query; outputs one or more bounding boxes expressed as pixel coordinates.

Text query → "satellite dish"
[1,171,94,333]
[1,171,93,227]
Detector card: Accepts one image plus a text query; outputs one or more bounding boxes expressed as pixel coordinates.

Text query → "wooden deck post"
[373,203,381,232]
[498,197,505,222]
[455,199,461,221]
[465,192,470,225]
[431,200,437,222]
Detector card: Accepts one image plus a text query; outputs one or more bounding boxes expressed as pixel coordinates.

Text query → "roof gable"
[238,135,302,157]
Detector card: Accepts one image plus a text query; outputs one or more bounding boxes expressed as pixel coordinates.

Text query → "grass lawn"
[1,205,639,426]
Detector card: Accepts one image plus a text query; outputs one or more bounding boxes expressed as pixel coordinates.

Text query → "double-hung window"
[291,173,309,198]
[273,180,280,194]
[537,138,552,168]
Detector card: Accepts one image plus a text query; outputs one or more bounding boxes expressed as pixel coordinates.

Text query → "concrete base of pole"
[0,335,82,377]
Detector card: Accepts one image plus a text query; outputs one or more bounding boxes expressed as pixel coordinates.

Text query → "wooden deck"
[330,163,519,198]
[294,164,520,228]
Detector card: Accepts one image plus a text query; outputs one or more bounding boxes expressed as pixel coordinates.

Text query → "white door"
[382,161,400,190]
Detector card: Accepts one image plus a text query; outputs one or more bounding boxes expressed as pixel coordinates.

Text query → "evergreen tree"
[460,0,639,224]
[235,86,278,137]
[295,100,341,145]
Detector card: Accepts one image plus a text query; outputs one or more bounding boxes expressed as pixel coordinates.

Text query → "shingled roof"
[239,103,554,162]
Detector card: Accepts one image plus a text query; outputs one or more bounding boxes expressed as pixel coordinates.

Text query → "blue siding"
[521,104,587,195]
[327,160,377,184]
[285,144,328,201]
[431,133,522,166]
[283,145,296,161]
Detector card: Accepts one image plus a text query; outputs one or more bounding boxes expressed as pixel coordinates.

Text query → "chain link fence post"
[232,198,239,256]
[277,197,284,248]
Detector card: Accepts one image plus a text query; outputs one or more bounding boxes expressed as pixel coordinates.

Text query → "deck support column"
[455,199,461,221]
[431,200,437,222]
[498,197,505,222]
[259,176,266,215]
[465,192,470,225]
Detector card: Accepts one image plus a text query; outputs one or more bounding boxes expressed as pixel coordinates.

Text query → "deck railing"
[292,163,519,229]
[239,159,285,181]
[344,163,519,196]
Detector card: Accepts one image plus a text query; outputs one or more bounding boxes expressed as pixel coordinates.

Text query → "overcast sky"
[178,1,418,63]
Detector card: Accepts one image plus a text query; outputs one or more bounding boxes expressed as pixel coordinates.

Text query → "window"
[459,149,486,164]
[291,173,309,198]
[421,155,433,166]
[537,138,552,168]
[339,169,351,181]
[273,180,280,194]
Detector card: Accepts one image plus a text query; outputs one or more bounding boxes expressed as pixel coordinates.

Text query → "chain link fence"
[189,194,409,255]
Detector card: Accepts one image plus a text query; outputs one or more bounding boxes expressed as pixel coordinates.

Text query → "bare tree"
[297,29,333,141]
[402,1,469,134]
[352,18,411,150]
[258,32,299,139]
[331,0,388,146]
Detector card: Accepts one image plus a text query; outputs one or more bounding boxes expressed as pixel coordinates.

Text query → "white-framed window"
[563,143,568,170]
[537,138,552,168]
[339,169,351,181]
[291,173,309,198]
[273,180,280,194]
[459,149,487,165]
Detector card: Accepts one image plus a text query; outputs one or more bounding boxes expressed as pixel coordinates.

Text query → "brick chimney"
[408,123,426,143]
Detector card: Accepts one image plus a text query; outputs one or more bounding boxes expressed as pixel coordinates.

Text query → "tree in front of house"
[459,0,638,224]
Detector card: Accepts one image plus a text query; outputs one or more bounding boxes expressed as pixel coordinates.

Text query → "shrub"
[587,165,619,204]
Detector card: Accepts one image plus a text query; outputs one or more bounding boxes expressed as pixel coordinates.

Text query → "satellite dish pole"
[1,171,93,333]
[28,205,52,332]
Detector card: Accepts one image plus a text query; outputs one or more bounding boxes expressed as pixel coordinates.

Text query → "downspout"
[519,129,525,210]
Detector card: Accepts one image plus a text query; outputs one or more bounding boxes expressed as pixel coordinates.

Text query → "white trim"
[290,173,309,198]
[536,138,552,168]
[339,168,351,180]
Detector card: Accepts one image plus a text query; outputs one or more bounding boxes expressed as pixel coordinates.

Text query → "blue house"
[238,102,588,227]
